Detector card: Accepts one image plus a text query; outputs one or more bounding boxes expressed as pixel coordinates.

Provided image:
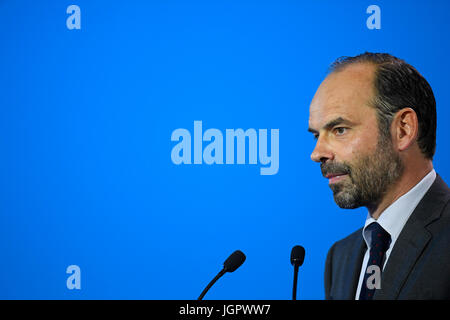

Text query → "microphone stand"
[292,264,299,300]
[198,269,226,300]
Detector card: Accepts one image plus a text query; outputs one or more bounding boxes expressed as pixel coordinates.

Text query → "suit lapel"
[347,237,366,299]
[340,235,366,299]
[374,174,450,300]
[374,221,431,299]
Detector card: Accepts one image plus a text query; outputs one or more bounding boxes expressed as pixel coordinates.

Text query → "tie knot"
[366,222,391,251]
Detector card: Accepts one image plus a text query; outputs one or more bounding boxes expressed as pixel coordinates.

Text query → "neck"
[367,160,434,219]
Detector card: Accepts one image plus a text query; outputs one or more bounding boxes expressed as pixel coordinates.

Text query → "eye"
[313,133,319,140]
[334,127,347,136]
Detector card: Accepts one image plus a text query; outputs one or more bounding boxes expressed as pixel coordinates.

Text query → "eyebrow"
[308,117,355,134]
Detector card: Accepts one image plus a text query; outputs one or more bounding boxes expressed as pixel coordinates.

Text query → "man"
[308,52,450,300]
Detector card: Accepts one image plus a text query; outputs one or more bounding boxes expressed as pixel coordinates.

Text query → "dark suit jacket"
[324,174,450,300]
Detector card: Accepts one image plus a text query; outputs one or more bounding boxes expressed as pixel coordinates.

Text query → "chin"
[333,192,361,209]
[335,202,361,209]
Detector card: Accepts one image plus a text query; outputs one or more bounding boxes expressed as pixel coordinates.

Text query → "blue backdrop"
[1,0,449,299]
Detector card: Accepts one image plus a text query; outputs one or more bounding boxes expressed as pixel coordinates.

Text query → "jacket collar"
[374,174,450,299]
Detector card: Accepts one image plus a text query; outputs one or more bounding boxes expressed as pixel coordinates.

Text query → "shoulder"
[332,228,363,250]
[425,174,450,235]
[432,173,450,204]
[326,227,364,261]
[420,173,450,223]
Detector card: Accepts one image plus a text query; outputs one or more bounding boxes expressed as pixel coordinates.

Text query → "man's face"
[308,63,404,209]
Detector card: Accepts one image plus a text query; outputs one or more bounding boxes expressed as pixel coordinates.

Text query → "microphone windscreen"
[290,245,305,267]
[223,250,246,272]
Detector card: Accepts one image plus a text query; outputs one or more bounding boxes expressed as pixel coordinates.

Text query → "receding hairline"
[327,60,379,79]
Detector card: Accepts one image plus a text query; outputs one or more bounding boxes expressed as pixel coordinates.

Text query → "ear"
[391,107,419,152]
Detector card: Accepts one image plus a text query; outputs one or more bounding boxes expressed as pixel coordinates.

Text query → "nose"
[310,136,334,163]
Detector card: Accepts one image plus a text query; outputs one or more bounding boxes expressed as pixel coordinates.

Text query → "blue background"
[0,0,449,299]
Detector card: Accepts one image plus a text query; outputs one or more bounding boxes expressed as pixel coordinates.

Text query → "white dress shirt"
[354,169,436,299]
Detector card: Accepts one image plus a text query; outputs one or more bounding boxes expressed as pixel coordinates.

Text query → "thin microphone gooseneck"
[291,245,305,300]
[198,250,246,300]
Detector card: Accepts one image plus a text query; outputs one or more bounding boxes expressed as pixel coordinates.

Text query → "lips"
[325,173,348,184]
[325,173,347,179]
[321,162,351,184]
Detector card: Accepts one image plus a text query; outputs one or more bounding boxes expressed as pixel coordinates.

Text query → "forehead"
[309,63,377,129]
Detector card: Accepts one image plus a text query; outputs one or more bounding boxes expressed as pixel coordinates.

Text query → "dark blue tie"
[359,222,391,300]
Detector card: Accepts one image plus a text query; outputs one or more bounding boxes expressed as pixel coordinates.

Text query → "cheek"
[337,133,379,162]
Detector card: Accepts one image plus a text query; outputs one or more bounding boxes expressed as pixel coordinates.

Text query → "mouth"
[325,173,348,184]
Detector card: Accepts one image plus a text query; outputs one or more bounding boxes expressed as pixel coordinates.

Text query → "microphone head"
[223,250,246,273]
[290,245,305,267]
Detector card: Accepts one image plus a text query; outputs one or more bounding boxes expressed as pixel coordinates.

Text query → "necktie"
[359,222,391,300]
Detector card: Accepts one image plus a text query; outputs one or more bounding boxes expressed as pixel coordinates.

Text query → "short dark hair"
[329,52,436,160]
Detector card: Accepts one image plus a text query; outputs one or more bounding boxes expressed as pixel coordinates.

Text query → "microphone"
[197,250,246,300]
[290,245,305,300]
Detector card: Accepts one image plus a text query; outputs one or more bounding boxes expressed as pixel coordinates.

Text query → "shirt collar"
[362,169,436,249]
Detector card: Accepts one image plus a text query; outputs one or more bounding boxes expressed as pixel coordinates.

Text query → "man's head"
[308,52,436,210]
